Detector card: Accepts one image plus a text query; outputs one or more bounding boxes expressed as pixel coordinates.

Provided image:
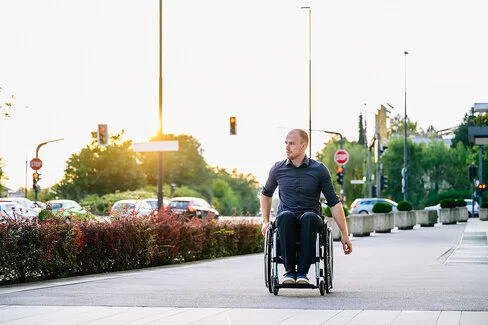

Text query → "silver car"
[350,198,398,214]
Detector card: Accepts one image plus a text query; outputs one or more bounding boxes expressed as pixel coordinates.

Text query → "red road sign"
[334,149,349,165]
[30,157,43,170]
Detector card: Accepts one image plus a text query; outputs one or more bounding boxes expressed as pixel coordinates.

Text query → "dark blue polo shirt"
[261,156,340,215]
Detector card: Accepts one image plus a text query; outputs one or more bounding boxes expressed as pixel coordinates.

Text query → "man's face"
[285,132,307,160]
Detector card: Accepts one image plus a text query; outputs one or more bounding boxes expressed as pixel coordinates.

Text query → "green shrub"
[456,198,467,207]
[440,198,456,208]
[397,201,413,211]
[372,202,393,213]
[481,202,488,208]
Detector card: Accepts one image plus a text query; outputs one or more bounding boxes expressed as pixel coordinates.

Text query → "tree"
[451,111,488,149]
[138,133,212,187]
[0,87,15,118]
[52,130,146,200]
[357,113,365,146]
[212,168,260,215]
[389,114,419,136]
[381,137,426,206]
[316,137,364,205]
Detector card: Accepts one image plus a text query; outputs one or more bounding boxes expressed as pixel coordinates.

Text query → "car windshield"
[170,201,189,208]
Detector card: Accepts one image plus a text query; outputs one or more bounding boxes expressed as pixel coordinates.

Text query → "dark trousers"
[276,210,324,274]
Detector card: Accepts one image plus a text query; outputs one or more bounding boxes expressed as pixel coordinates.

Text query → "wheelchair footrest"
[278,283,319,289]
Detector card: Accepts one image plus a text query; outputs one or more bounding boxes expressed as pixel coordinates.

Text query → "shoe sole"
[282,278,296,285]
[296,278,309,285]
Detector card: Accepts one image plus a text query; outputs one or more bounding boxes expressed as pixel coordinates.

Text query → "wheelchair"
[264,217,334,296]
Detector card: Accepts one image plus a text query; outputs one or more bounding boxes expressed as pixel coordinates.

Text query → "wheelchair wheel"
[273,277,279,296]
[325,226,334,293]
[319,280,325,296]
[264,227,273,293]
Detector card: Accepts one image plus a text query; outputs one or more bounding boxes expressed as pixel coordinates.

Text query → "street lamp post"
[403,51,409,201]
[157,0,165,211]
[34,138,64,202]
[301,6,312,158]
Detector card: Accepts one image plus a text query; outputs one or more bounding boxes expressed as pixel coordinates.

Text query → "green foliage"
[372,202,393,213]
[481,202,488,208]
[52,131,146,201]
[456,198,467,207]
[440,198,456,208]
[397,201,413,211]
[0,214,263,284]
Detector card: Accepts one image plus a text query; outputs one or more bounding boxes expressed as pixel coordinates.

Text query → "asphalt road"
[1,221,487,311]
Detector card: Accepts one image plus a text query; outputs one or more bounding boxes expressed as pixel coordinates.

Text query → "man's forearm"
[331,203,349,236]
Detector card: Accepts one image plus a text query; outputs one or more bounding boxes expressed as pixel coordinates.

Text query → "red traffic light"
[336,166,344,173]
[478,183,487,191]
[229,116,237,135]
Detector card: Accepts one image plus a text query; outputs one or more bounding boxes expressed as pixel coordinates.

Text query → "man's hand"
[261,221,270,236]
[341,235,353,255]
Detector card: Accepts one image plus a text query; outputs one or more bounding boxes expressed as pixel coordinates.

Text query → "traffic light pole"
[33,138,64,202]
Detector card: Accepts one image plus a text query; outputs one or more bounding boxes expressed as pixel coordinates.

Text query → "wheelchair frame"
[264,218,334,296]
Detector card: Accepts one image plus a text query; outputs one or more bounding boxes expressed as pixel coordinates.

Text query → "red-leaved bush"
[0,211,262,284]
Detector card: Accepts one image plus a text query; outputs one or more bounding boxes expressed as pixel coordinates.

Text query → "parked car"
[110,199,153,218]
[465,199,480,218]
[425,199,479,218]
[144,198,170,210]
[0,197,40,216]
[0,201,36,222]
[167,197,219,219]
[350,198,398,214]
[45,199,87,216]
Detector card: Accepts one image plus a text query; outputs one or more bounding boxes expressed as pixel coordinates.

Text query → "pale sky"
[1,0,487,192]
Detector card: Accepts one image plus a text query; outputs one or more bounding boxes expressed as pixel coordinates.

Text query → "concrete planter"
[348,214,374,237]
[479,208,488,221]
[394,211,416,230]
[373,212,394,233]
[326,216,350,241]
[439,208,457,224]
[457,207,469,222]
[416,210,437,227]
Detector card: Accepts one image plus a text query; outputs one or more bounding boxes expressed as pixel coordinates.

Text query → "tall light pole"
[403,51,409,201]
[157,0,164,211]
[363,103,368,198]
[301,6,312,158]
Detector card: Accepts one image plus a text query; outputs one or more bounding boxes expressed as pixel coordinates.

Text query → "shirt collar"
[286,156,310,167]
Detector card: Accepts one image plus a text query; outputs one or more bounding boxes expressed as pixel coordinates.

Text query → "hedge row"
[0,213,263,285]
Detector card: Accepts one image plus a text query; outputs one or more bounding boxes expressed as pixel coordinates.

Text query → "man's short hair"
[289,129,309,145]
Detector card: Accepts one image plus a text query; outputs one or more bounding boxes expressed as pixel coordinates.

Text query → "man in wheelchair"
[261,129,352,285]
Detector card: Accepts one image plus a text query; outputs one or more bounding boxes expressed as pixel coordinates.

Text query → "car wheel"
[359,210,368,214]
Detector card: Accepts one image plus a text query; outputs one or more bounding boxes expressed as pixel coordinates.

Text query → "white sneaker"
[296,273,309,285]
[282,271,296,284]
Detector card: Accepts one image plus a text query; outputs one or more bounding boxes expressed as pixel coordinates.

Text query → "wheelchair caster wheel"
[319,280,325,296]
[273,278,279,296]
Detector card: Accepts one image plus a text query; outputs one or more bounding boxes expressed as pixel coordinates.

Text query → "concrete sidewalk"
[1,305,488,324]
[1,218,487,325]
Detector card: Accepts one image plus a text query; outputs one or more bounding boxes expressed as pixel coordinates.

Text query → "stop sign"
[334,149,349,165]
[30,157,43,170]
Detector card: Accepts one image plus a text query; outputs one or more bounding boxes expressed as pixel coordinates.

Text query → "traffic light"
[477,183,487,195]
[229,117,236,135]
[372,185,377,197]
[33,172,40,190]
[380,175,388,191]
[336,166,344,185]
[98,124,108,146]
